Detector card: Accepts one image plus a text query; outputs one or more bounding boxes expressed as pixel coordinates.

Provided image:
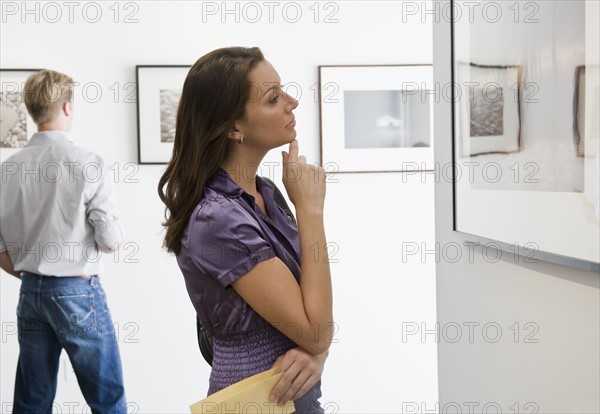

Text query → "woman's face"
[234,60,299,149]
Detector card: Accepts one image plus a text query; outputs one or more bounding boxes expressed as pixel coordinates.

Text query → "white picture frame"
[451,0,599,271]
[319,65,434,173]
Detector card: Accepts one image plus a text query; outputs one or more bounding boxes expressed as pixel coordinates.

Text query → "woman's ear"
[227,124,243,143]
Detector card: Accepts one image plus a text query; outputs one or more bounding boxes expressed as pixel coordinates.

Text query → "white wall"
[433,1,600,413]
[0,2,437,412]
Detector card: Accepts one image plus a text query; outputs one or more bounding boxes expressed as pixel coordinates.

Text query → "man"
[0,69,126,413]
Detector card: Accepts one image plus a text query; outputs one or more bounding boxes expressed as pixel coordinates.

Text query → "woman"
[158,47,333,412]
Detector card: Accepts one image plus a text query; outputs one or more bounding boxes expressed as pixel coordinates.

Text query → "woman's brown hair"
[158,47,265,254]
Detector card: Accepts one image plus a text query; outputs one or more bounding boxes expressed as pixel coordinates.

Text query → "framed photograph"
[451,0,599,271]
[456,63,521,157]
[319,65,434,172]
[0,69,40,162]
[574,65,586,157]
[136,65,190,164]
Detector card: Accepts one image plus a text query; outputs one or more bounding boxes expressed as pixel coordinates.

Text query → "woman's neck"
[221,150,265,199]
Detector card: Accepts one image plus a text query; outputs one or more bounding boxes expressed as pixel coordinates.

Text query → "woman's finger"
[278,368,312,405]
[288,373,318,402]
[269,357,296,401]
[287,139,299,162]
[270,365,300,403]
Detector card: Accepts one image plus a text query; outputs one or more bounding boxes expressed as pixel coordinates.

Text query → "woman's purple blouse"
[177,169,324,412]
[177,168,301,336]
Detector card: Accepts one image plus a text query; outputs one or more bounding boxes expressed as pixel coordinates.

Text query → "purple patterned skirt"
[208,324,324,413]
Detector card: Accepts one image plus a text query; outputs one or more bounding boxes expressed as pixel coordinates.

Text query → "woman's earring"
[237,136,244,144]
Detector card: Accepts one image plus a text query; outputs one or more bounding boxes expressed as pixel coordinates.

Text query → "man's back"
[0,130,122,276]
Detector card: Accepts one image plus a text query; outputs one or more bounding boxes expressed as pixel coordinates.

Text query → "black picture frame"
[135,65,190,164]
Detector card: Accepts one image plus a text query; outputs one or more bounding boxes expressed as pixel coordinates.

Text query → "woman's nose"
[286,93,299,110]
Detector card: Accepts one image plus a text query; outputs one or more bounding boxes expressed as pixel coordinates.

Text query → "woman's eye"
[270,95,279,104]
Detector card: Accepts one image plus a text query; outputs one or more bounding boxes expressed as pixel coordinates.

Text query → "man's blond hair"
[23,70,74,124]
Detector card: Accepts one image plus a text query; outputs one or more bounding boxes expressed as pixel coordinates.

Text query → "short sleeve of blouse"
[187,198,276,288]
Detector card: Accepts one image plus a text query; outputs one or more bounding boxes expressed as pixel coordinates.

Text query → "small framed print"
[318,65,434,173]
[574,64,600,159]
[0,69,41,162]
[456,62,522,157]
[573,65,585,157]
[136,65,190,164]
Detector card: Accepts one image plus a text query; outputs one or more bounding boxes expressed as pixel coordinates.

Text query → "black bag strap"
[260,176,296,225]
[196,176,295,366]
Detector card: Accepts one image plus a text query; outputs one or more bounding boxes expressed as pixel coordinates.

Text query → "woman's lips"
[286,118,296,129]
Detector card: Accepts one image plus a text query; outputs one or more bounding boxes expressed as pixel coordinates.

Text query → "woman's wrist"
[295,205,324,221]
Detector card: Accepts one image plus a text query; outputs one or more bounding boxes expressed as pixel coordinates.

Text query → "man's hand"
[97,242,119,254]
[0,251,20,278]
[269,347,328,405]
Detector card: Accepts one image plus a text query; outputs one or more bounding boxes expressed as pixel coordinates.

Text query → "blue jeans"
[13,273,126,414]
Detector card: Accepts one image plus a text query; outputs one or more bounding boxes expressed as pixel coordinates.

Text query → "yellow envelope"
[190,368,296,413]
